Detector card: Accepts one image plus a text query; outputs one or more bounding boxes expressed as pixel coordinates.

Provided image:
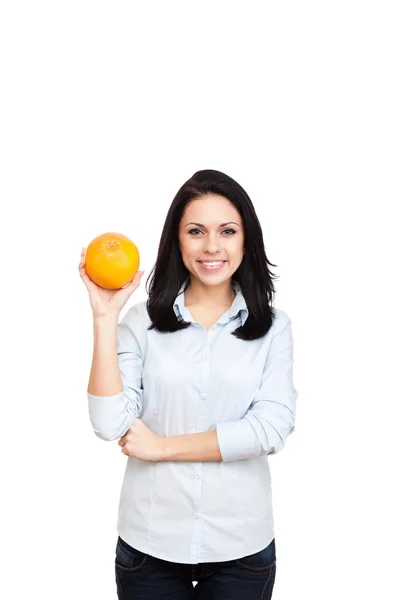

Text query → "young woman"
[79,169,298,599]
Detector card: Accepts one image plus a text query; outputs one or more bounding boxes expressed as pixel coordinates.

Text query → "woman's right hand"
[78,247,145,318]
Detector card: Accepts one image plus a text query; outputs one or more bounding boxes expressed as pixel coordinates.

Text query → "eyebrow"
[184,221,240,228]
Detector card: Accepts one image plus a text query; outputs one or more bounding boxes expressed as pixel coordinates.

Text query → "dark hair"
[145,169,279,341]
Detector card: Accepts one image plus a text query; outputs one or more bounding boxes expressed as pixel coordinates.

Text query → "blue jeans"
[115,535,276,599]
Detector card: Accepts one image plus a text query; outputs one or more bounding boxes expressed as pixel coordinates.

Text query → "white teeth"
[201,262,224,266]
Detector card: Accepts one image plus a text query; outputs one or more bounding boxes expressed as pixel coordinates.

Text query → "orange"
[85,232,140,289]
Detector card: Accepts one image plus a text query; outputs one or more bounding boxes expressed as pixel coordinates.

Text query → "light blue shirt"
[87,280,297,564]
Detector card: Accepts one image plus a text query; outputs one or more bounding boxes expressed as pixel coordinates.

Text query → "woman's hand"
[118,419,164,462]
[78,247,144,318]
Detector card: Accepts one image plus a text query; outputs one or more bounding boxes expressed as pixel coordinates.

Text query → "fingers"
[129,270,145,288]
[119,270,145,295]
[78,247,98,291]
[118,434,128,446]
[78,247,87,276]
[79,247,86,267]
[78,263,94,288]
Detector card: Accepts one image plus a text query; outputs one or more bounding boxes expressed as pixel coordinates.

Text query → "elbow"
[92,427,122,442]
[262,417,296,457]
[87,390,137,441]
[248,404,296,457]
[89,414,134,442]
[88,413,125,442]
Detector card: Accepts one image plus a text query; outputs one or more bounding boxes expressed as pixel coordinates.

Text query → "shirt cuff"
[216,419,261,462]
[87,391,124,401]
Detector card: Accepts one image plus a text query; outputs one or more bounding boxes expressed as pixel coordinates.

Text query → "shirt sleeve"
[87,304,145,441]
[216,314,298,462]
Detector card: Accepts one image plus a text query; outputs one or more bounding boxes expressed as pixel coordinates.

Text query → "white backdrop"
[1,1,399,598]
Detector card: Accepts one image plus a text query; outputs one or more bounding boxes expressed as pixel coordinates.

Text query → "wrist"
[158,436,170,462]
[93,313,119,326]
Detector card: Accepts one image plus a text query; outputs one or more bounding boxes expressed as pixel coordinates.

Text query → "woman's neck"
[184,280,236,308]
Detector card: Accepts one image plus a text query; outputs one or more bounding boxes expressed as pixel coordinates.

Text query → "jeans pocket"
[115,536,148,573]
[235,538,276,571]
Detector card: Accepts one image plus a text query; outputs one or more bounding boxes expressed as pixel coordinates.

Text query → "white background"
[1,1,399,598]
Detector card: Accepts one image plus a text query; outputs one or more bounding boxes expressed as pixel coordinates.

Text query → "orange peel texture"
[85,232,140,289]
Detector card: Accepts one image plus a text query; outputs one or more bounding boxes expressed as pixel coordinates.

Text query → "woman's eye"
[189,229,236,235]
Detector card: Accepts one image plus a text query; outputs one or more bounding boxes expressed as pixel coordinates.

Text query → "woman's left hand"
[118,419,164,462]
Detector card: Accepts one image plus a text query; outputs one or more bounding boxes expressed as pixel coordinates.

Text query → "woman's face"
[178,194,245,286]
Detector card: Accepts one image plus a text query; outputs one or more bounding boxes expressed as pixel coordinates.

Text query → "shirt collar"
[173,278,249,326]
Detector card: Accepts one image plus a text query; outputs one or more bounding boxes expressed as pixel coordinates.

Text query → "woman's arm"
[160,429,222,462]
[87,306,145,441]
[88,313,123,396]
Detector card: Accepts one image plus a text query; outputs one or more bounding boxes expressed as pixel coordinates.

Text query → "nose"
[203,234,222,254]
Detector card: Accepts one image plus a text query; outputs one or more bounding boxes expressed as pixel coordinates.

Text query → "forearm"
[88,313,123,396]
[160,429,222,462]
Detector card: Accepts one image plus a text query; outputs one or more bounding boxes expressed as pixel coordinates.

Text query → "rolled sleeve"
[216,316,298,462]
[87,305,145,441]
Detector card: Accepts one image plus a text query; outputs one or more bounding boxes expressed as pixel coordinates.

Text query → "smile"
[198,261,227,271]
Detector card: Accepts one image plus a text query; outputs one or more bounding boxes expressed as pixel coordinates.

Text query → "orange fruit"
[85,232,140,289]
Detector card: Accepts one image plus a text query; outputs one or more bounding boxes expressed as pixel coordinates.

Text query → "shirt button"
[195,473,201,479]
[203,355,208,360]
[194,512,200,519]
[200,393,207,400]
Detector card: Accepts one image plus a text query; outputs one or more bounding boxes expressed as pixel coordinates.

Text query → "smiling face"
[178,194,245,287]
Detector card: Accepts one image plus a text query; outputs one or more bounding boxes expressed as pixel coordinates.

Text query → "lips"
[198,260,227,271]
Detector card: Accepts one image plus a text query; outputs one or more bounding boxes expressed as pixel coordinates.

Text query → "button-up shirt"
[87,280,298,564]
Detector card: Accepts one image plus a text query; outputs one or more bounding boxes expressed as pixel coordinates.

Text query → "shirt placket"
[190,324,220,561]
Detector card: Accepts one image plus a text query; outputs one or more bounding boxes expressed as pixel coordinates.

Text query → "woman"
[79,169,298,599]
